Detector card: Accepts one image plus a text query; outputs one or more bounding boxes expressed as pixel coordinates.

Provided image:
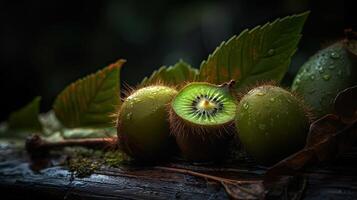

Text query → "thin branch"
[155,166,265,199]
[26,135,117,154]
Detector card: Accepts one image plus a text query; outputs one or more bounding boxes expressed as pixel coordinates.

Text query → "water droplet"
[269,98,275,102]
[322,74,331,81]
[126,113,132,120]
[259,124,266,130]
[330,52,340,59]
[243,102,249,110]
[310,75,315,80]
[268,49,275,56]
[317,67,324,74]
[256,92,265,96]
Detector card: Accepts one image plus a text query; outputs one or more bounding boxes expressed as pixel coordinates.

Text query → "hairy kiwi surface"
[117,85,178,161]
[169,81,237,162]
[236,85,310,165]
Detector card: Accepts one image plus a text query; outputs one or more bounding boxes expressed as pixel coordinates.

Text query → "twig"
[26,134,117,154]
[155,166,265,199]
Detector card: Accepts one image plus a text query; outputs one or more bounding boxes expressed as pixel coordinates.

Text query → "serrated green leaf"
[140,60,198,86]
[199,11,309,91]
[8,96,42,131]
[53,59,125,128]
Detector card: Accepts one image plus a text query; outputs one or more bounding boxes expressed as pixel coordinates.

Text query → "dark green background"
[0,0,352,121]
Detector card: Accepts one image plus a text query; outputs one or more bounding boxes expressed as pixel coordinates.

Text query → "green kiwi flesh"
[170,82,237,162]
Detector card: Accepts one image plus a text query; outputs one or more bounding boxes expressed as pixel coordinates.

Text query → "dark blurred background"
[0,0,352,121]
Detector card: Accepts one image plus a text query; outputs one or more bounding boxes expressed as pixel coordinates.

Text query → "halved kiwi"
[169,81,237,161]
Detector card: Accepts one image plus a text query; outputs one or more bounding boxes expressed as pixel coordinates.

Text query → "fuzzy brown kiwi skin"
[169,81,237,162]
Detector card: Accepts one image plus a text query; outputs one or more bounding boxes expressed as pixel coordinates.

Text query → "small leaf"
[140,60,198,86]
[199,12,309,91]
[8,96,42,131]
[53,59,125,128]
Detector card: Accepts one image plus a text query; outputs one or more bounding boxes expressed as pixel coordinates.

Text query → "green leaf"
[8,96,42,131]
[53,59,125,128]
[61,127,117,139]
[198,11,309,91]
[140,60,198,86]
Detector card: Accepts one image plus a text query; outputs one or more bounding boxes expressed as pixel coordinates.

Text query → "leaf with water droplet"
[140,60,198,87]
[199,12,310,91]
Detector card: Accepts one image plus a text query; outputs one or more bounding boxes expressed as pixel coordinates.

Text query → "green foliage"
[199,11,309,91]
[2,12,311,140]
[140,60,198,86]
[53,59,125,128]
[61,127,117,139]
[8,96,42,131]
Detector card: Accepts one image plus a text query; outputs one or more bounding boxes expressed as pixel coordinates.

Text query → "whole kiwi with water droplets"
[117,85,178,161]
[236,85,310,165]
[291,39,357,117]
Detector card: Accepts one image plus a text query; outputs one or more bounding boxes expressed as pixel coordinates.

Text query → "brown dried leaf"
[334,85,357,123]
[222,181,266,200]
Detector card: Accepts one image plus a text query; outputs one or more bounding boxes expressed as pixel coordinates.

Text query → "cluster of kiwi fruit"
[116,35,356,165]
[116,80,311,165]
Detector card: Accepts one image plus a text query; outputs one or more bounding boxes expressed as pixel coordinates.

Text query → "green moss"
[103,151,131,168]
[68,157,100,178]
[65,148,130,178]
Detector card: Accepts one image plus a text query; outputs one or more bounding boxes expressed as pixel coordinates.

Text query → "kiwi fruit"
[117,85,178,161]
[291,39,357,117]
[236,85,310,165]
[169,81,237,162]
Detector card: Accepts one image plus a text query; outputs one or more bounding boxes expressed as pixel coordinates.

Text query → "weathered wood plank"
[1,144,357,199]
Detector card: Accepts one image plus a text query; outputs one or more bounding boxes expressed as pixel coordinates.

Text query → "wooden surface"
[0,142,357,200]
